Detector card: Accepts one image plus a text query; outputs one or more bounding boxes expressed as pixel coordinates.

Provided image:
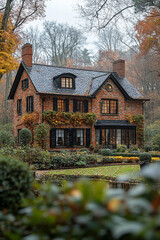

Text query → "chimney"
[22,43,32,67]
[113,59,125,77]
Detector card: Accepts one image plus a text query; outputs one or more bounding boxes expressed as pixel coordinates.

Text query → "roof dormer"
[53,73,76,89]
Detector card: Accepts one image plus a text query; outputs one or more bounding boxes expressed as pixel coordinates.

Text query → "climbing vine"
[43,111,97,127]
[126,115,144,147]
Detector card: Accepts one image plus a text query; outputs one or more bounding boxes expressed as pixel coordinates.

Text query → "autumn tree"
[0,0,48,124]
[136,9,160,55]
[0,0,48,78]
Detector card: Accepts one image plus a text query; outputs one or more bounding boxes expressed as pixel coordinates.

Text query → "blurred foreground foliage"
[1,164,160,240]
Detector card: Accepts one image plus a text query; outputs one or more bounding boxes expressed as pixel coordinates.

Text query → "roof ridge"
[32,63,111,74]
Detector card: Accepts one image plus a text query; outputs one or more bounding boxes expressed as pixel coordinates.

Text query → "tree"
[0,0,48,124]
[0,0,48,78]
[133,0,160,13]
[135,9,160,55]
[40,21,85,66]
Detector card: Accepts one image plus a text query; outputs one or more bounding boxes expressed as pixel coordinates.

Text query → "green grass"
[42,165,140,180]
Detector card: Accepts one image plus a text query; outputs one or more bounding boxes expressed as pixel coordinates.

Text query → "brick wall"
[13,70,143,148]
[13,70,41,136]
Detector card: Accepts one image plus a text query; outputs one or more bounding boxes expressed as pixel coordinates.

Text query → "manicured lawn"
[41,165,140,180]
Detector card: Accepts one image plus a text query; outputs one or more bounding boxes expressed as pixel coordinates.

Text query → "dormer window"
[61,77,73,88]
[53,73,76,89]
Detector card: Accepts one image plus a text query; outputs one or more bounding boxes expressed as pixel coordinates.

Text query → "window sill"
[17,113,22,116]
[101,113,119,116]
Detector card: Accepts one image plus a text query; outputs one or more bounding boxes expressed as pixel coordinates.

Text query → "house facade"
[8,44,148,149]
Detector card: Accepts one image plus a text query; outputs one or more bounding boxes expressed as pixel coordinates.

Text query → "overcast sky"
[27,0,97,54]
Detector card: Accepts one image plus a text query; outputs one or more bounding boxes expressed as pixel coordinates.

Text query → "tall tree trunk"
[0,0,12,80]
[1,0,12,31]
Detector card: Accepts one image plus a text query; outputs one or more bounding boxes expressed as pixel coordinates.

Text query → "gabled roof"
[8,62,146,100]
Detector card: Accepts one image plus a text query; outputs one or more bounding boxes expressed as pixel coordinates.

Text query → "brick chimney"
[113,59,125,77]
[22,43,32,67]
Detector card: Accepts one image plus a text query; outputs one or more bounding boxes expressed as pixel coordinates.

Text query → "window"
[101,99,118,114]
[50,128,85,147]
[17,99,22,115]
[96,129,101,144]
[57,100,65,112]
[22,79,29,90]
[106,84,113,92]
[26,96,34,112]
[77,100,84,113]
[61,78,73,88]
[17,129,21,144]
[73,100,88,113]
[56,129,65,146]
[76,129,84,146]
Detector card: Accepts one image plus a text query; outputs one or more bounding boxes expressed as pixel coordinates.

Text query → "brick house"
[8,44,148,149]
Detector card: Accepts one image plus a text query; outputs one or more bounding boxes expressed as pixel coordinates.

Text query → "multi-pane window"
[96,129,101,144]
[101,99,118,114]
[61,78,73,88]
[77,100,84,113]
[50,128,85,147]
[56,129,65,146]
[57,100,65,112]
[76,129,84,146]
[17,99,22,115]
[22,79,29,90]
[95,128,136,148]
[26,96,34,113]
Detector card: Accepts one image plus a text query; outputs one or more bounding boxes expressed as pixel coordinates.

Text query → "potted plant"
[139,152,152,170]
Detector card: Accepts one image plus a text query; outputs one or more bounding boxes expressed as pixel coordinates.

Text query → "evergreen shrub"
[19,128,32,145]
[0,154,33,211]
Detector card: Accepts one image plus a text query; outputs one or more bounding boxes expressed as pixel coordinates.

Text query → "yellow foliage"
[0,14,20,76]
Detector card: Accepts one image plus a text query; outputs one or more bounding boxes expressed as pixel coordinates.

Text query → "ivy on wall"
[126,114,144,147]
[43,111,97,127]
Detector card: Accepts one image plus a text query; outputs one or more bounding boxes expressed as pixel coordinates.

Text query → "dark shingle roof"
[26,63,143,99]
[8,62,146,100]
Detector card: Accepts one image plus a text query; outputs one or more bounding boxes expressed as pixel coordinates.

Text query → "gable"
[8,62,37,100]
[89,74,132,100]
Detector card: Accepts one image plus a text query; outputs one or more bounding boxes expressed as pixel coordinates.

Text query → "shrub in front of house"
[34,123,50,149]
[98,148,112,156]
[19,128,32,145]
[0,130,15,147]
[139,152,152,169]
[0,154,34,212]
[117,144,128,153]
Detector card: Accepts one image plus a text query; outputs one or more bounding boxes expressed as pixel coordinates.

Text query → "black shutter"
[68,129,76,147]
[31,96,34,112]
[26,97,29,112]
[73,100,77,112]
[100,129,102,144]
[20,100,22,114]
[50,128,56,148]
[116,100,118,114]
[84,100,88,113]
[22,80,24,89]
[53,98,57,111]
[65,99,69,112]
[86,128,91,147]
